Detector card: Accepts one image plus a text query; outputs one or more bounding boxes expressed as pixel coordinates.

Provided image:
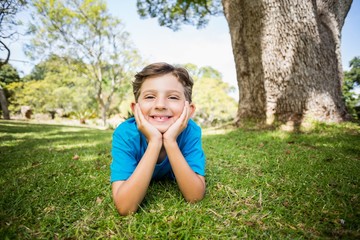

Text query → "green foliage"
[0,63,21,86]
[136,0,222,31]
[27,0,142,125]
[7,55,96,116]
[23,56,54,81]
[343,56,360,119]
[1,121,359,239]
[0,0,28,66]
[0,63,21,113]
[184,64,237,126]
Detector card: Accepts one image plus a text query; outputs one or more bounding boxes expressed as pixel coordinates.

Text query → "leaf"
[282,201,290,207]
[96,197,103,204]
[72,154,79,160]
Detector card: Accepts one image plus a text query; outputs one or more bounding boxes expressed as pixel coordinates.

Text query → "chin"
[156,125,170,133]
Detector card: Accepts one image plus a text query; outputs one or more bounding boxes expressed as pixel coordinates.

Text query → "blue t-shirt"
[110,117,206,182]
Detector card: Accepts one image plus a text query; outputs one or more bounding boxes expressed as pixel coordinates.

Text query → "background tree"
[0,0,27,119]
[185,64,237,126]
[136,0,353,129]
[27,0,141,125]
[7,55,97,122]
[0,63,20,85]
[342,56,360,119]
[0,0,27,67]
[0,63,20,118]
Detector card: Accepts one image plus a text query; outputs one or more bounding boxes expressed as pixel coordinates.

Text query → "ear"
[130,102,136,113]
[189,102,196,118]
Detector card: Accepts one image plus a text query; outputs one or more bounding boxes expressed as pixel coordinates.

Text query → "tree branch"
[0,40,10,67]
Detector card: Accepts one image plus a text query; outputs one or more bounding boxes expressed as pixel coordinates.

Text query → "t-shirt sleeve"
[180,122,206,176]
[110,123,138,182]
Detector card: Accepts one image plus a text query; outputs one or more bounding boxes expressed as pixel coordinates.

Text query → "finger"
[134,103,143,126]
[134,103,140,123]
[177,101,187,123]
[184,101,191,121]
[136,103,153,129]
[179,101,190,128]
[136,104,143,122]
[185,101,191,121]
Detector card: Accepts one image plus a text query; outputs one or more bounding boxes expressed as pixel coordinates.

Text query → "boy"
[110,62,206,216]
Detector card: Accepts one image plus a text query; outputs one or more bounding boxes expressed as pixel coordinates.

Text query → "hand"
[163,101,191,142]
[134,103,162,143]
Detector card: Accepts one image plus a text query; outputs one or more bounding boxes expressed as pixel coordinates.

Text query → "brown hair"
[133,62,193,102]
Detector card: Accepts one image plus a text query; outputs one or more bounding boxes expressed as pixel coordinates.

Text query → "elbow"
[114,201,138,216]
[184,191,205,203]
[112,187,139,216]
[118,209,135,216]
[185,198,203,204]
[116,205,137,216]
[184,178,206,203]
[185,195,205,203]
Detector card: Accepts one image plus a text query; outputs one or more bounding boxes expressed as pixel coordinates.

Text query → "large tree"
[28,0,141,125]
[137,0,353,128]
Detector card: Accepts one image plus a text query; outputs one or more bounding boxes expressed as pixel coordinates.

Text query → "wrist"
[163,137,177,147]
[148,138,163,148]
[145,131,163,143]
[163,131,178,144]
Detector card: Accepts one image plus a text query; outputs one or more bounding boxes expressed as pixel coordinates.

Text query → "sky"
[3,0,360,96]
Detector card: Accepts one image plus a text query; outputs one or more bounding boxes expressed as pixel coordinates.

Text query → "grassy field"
[0,120,359,239]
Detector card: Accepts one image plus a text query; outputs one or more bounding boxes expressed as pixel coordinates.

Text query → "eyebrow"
[142,89,183,95]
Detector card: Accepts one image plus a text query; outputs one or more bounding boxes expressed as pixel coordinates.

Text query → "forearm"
[113,141,162,215]
[164,140,206,202]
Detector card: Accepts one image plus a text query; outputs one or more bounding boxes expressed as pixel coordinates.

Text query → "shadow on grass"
[1,120,359,239]
[202,123,360,239]
[0,120,65,133]
[0,120,114,239]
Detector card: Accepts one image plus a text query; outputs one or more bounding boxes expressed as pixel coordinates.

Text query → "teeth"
[153,116,169,121]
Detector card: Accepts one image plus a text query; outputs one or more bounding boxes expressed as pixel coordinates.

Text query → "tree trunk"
[0,87,10,120]
[101,104,107,126]
[96,86,108,126]
[222,0,352,128]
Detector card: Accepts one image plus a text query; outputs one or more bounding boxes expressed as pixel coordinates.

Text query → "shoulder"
[179,119,202,140]
[186,119,202,134]
[113,117,139,140]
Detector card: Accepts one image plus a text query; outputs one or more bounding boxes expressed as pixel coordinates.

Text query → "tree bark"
[222,0,352,128]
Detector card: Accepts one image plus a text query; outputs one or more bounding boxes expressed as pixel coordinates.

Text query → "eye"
[169,95,180,100]
[144,95,155,100]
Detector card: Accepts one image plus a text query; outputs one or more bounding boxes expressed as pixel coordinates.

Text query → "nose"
[155,97,167,110]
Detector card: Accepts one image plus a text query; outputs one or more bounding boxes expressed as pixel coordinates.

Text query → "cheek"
[138,102,151,112]
[136,103,152,119]
[171,103,185,116]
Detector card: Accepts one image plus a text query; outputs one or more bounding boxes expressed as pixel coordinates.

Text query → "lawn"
[0,120,359,239]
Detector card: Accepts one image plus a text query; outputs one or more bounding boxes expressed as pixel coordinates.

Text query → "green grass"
[0,120,359,239]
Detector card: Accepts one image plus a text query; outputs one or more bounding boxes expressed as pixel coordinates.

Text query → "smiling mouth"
[151,116,172,122]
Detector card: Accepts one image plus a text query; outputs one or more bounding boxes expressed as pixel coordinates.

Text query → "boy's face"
[131,73,195,133]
